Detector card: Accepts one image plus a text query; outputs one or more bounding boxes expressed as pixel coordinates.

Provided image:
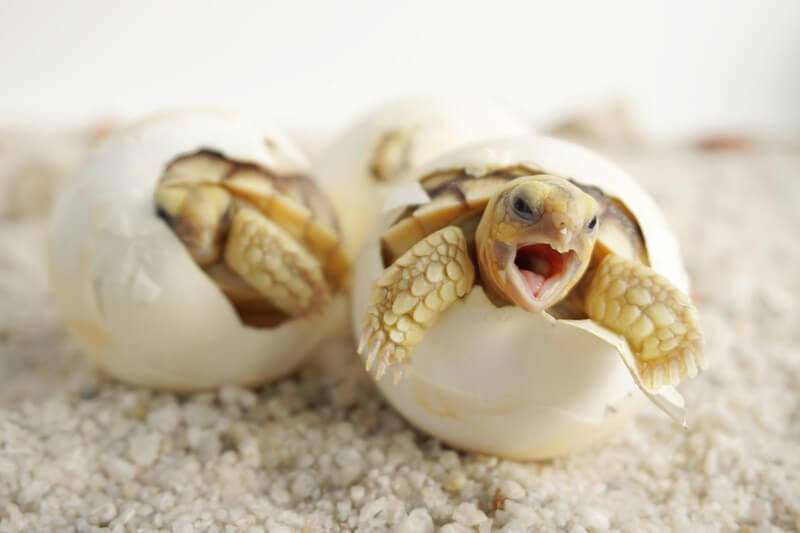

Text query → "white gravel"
[1,136,799,532]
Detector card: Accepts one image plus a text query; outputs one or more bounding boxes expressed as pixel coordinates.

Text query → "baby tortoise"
[155,150,350,327]
[358,167,704,389]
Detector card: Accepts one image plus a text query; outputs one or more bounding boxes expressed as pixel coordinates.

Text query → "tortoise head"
[475,174,600,312]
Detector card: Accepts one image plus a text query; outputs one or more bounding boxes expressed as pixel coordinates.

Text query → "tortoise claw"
[374,362,387,381]
[364,340,380,373]
[357,326,372,355]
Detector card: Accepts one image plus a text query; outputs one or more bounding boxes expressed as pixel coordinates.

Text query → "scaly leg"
[585,254,705,389]
[359,226,475,381]
[225,206,330,316]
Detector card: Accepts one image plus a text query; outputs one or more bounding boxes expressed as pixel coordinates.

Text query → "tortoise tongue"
[515,243,568,299]
[519,269,545,298]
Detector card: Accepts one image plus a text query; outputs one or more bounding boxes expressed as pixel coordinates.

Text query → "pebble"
[395,508,435,533]
[350,485,366,502]
[442,470,467,492]
[577,506,610,531]
[146,404,181,433]
[290,472,315,499]
[453,502,487,526]
[102,456,136,483]
[182,404,219,428]
[128,432,161,467]
[359,497,387,523]
[335,447,366,485]
[269,485,291,506]
[90,501,117,525]
[500,479,525,500]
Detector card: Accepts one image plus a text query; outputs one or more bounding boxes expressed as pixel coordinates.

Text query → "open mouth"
[513,243,575,302]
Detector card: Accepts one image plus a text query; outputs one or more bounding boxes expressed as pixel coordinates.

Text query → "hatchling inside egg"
[48,109,350,390]
[352,136,705,459]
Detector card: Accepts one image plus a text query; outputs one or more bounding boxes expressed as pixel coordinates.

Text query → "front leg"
[358,226,475,381]
[585,254,705,389]
[225,206,330,317]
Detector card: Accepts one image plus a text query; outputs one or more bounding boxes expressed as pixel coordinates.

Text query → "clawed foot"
[357,226,474,382]
[586,254,705,389]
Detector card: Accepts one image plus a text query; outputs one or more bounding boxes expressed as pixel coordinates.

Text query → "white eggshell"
[48,109,343,390]
[352,135,689,459]
[315,95,530,255]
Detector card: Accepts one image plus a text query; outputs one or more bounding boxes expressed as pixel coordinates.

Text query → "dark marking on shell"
[421,165,544,198]
[385,165,545,231]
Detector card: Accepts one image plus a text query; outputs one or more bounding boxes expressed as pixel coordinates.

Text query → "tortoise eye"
[587,216,598,231]
[512,196,537,221]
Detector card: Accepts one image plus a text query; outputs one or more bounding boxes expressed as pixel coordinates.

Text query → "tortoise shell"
[381,165,648,272]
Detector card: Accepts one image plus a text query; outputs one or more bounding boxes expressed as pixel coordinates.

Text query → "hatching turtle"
[358,165,704,389]
[155,149,350,327]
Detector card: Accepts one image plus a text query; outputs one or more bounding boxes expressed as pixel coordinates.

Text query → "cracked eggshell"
[352,135,689,459]
[48,109,343,390]
[315,95,530,256]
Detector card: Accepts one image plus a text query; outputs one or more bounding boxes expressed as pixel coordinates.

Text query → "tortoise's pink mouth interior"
[513,243,574,301]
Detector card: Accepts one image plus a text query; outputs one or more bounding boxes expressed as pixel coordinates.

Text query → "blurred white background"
[0,0,798,141]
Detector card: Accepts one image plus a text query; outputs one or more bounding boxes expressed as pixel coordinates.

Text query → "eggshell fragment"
[48,109,344,390]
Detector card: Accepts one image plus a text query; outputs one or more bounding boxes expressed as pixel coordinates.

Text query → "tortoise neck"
[474,194,513,306]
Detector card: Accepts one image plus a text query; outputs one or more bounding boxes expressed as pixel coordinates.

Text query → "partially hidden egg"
[315,95,531,256]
